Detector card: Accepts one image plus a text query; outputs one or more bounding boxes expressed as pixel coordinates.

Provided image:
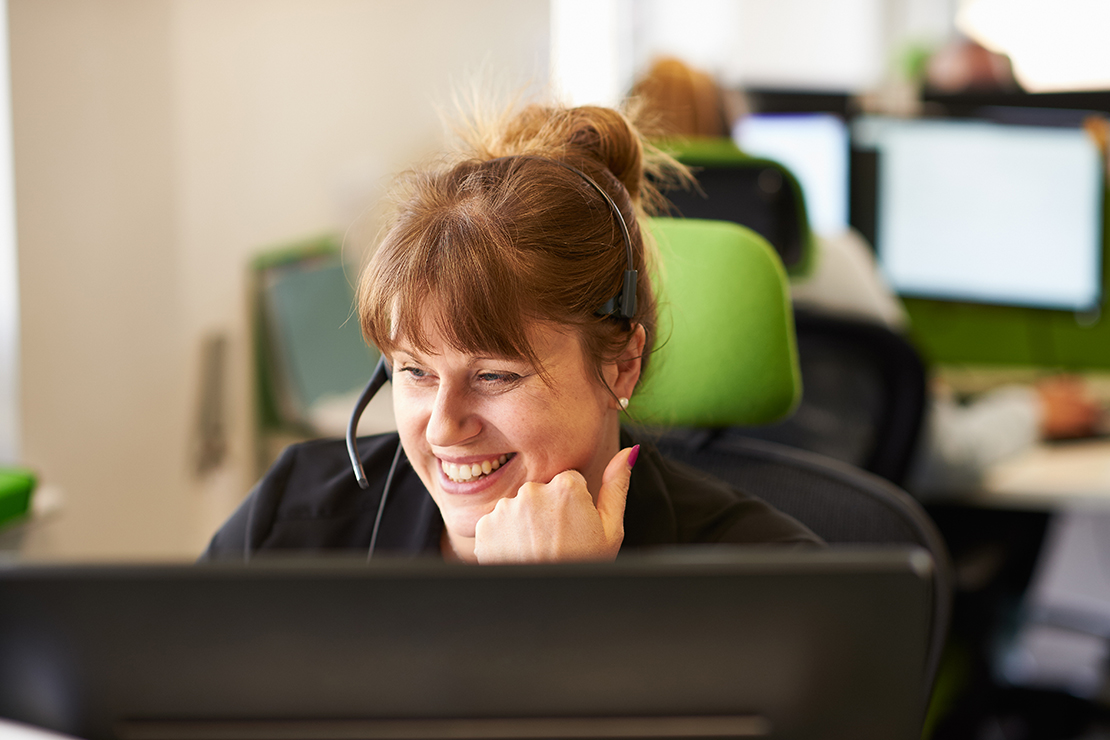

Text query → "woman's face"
[390,319,630,559]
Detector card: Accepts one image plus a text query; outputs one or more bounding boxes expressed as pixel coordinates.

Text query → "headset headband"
[487,155,638,321]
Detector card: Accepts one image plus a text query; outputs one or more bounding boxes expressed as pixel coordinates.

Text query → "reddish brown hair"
[629,57,729,138]
[357,103,681,389]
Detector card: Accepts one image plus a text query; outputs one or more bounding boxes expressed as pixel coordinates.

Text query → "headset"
[345,155,638,559]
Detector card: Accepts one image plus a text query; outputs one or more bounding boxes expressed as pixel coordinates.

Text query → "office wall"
[634,0,886,90]
[11,0,189,559]
[10,0,550,559]
[0,0,18,466]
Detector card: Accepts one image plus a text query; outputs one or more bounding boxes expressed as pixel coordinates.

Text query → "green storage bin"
[0,467,36,528]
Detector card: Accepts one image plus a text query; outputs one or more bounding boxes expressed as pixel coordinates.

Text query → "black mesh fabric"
[662,164,807,268]
[730,309,928,486]
[661,439,926,546]
[653,433,952,711]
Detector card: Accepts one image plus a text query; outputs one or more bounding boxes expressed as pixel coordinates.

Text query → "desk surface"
[968,437,1110,509]
[934,367,1110,510]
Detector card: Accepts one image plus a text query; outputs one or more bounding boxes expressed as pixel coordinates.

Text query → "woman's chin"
[441,493,503,536]
[428,456,524,549]
[442,511,485,543]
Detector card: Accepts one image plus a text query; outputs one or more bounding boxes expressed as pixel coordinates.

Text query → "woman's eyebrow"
[390,348,422,363]
[472,354,527,363]
[470,355,539,370]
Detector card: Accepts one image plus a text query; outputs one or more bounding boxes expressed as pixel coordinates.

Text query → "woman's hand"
[1036,375,1101,440]
[472,446,638,563]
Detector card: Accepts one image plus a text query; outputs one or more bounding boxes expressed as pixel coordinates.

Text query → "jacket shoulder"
[200,433,417,558]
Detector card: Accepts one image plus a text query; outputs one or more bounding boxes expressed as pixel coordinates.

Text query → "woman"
[203,101,820,563]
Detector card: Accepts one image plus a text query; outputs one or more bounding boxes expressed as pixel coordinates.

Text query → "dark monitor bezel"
[0,548,932,740]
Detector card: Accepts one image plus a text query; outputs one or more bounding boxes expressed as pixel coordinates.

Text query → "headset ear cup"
[620,270,638,319]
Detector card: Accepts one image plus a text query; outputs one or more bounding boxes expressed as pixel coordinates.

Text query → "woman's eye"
[399,366,429,380]
[477,371,521,385]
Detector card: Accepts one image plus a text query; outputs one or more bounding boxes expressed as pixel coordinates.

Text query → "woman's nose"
[425,383,481,447]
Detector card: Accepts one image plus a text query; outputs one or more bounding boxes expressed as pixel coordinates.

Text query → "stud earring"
[619,397,630,410]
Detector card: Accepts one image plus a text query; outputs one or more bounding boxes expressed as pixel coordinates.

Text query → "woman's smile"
[437,452,517,491]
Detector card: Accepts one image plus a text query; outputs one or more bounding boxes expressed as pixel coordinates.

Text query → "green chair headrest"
[631,217,801,428]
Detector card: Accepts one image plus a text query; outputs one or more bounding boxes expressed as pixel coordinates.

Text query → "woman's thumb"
[596,445,639,539]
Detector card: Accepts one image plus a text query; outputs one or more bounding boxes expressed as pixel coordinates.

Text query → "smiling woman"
[390,320,637,563]
[201,99,822,563]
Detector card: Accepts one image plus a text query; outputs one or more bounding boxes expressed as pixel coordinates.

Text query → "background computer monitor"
[0,549,932,740]
[734,113,850,237]
[854,116,1104,311]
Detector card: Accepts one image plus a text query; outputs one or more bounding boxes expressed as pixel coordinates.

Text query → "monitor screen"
[734,113,850,236]
[855,117,1104,311]
[0,550,932,740]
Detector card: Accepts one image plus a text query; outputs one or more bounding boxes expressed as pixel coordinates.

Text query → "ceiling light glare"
[957,0,1110,92]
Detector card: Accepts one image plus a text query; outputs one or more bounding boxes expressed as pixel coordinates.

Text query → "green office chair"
[633,217,801,427]
[657,137,817,277]
[634,217,952,719]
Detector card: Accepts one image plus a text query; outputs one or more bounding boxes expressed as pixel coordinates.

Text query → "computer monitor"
[734,114,850,236]
[0,549,933,740]
[853,116,1104,311]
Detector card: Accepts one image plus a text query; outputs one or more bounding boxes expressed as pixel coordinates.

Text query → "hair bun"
[563,107,645,203]
[451,98,686,219]
[471,104,645,206]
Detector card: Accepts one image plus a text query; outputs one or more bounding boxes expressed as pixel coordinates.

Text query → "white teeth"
[440,455,511,483]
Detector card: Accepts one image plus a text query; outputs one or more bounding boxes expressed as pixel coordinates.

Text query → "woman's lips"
[441,453,510,483]
[436,453,516,493]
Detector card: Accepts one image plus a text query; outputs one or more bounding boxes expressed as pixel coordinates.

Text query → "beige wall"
[11,0,550,559]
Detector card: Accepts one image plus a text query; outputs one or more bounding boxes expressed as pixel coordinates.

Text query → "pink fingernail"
[628,445,640,469]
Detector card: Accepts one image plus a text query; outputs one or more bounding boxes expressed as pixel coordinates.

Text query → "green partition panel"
[250,233,378,433]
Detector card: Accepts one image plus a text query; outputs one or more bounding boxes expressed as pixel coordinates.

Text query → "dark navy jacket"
[202,431,822,560]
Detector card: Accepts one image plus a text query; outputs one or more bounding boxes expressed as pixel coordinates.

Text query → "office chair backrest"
[655,433,953,715]
[631,217,801,428]
[658,137,816,276]
[736,308,929,486]
[634,215,949,715]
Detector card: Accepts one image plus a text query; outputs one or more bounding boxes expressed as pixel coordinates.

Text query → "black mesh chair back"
[734,309,928,486]
[654,433,952,716]
[662,163,809,270]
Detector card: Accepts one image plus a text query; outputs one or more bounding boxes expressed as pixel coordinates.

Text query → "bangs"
[359,194,548,372]
[358,152,647,388]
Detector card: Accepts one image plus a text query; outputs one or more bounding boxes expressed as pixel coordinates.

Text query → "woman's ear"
[610,324,647,402]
